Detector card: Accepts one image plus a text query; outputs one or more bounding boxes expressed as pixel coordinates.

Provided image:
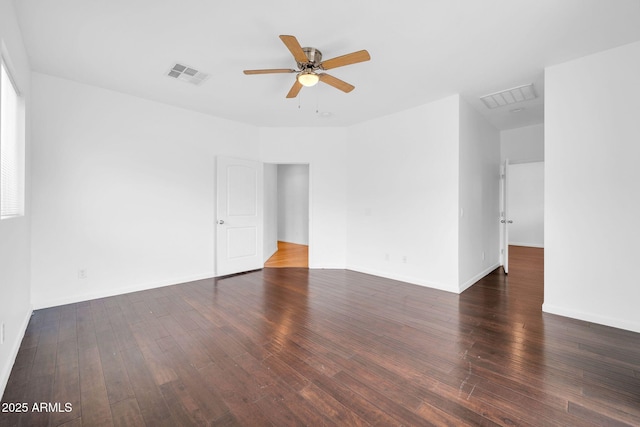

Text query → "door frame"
[500,159,510,273]
[264,162,312,267]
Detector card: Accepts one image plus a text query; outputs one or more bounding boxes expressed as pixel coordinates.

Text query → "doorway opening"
[502,161,544,277]
[264,164,310,268]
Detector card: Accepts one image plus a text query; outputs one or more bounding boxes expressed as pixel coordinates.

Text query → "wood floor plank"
[311,370,408,426]
[100,352,136,406]
[30,333,58,379]
[157,314,213,370]
[137,339,178,387]
[105,306,138,352]
[81,386,114,427]
[18,373,55,427]
[189,326,247,362]
[158,345,231,423]
[57,417,83,427]
[158,380,210,426]
[299,382,369,426]
[110,397,146,427]
[144,296,171,319]
[5,247,640,426]
[50,358,81,426]
[198,362,275,425]
[268,388,337,426]
[19,314,42,350]
[3,345,37,392]
[567,400,637,427]
[118,344,173,425]
[333,369,451,427]
[252,388,309,426]
[78,342,113,426]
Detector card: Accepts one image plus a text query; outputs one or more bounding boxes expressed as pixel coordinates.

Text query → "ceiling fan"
[243,35,371,98]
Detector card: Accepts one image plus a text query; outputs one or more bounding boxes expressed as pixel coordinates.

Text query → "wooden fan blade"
[243,68,296,75]
[320,50,370,70]
[319,73,355,93]
[279,35,309,64]
[286,80,303,98]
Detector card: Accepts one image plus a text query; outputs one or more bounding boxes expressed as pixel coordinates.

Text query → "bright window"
[0,59,24,219]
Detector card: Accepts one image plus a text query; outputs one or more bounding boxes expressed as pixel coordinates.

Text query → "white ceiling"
[13,0,640,129]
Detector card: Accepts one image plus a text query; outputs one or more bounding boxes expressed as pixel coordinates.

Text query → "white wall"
[30,73,259,309]
[544,40,640,333]
[263,163,278,261]
[277,164,309,245]
[0,0,32,398]
[259,127,348,269]
[508,162,544,247]
[346,96,461,292]
[458,98,501,291]
[501,123,544,163]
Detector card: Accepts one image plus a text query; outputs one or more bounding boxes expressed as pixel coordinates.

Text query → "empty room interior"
[1,0,640,425]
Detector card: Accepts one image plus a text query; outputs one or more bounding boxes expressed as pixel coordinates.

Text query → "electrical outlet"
[1,322,5,344]
[78,269,87,279]
[482,251,486,260]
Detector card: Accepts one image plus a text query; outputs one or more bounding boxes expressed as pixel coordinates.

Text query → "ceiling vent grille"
[480,83,537,109]
[167,63,209,85]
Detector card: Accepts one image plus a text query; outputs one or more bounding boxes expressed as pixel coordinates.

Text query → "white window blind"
[1,60,24,219]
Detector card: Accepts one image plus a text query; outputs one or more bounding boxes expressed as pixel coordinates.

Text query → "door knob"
[508,220,513,224]
[218,220,225,225]
[500,220,514,224]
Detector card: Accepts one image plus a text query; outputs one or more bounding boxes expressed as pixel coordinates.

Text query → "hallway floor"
[264,241,308,268]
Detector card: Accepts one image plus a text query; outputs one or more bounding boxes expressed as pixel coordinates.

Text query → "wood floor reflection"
[2,247,640,426]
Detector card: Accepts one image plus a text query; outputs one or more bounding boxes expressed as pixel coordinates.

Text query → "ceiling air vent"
[480,83,537,109]
[167,63,209,85]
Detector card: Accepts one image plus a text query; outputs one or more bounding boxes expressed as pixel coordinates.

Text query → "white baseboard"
[0,305,33,399]
[344,264,499,295]
[459,263,500,293]
[263,247,277,263]
[309,264,347,270]
[32,272,215,310]
[542,303,640,334]
[509,242,544,248]
[345,264,458,294]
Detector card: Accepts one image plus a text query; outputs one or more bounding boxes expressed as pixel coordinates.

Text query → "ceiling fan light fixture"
[243,35,370,98]
[297,71,319,87]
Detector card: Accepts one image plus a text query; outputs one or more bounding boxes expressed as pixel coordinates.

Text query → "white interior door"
[216,156,263,276]
[501,159,511,274]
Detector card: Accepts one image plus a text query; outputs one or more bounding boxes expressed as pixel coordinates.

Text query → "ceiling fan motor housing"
[298,47,322,69]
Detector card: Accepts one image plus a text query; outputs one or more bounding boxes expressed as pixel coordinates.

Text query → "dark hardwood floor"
[2,247,640,426]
